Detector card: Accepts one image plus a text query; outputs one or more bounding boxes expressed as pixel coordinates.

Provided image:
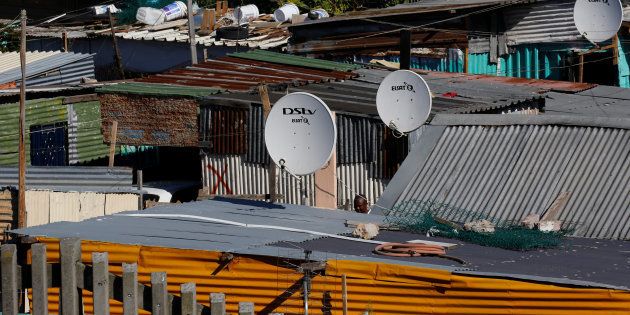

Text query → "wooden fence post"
[342,274,348,315]
[239,302,254,315]
[151,272,169,315]
[92,252,110,315]
[60,238,81,315]
[122,263,139,315]
[31,243,49,315]
[210,293,226,315]
[1,244,18,315]
[108,120,118,168]
[180,283,196,315]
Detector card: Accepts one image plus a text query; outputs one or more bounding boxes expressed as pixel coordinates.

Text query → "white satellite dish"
[574,0,623,44]
[376,70,432,133]
[264,92,336,176]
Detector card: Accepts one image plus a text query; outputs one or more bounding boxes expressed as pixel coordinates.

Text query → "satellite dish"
[574,0,623,44]
[264,92,336,176]
[376,70,432,133]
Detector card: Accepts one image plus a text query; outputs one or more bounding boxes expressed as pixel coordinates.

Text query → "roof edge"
[430,114,630,129]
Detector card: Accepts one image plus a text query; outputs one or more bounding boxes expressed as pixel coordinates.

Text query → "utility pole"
[109,10,125,79]
[258,85,276,202]
[18,9,27,228]
[187,0,198,64]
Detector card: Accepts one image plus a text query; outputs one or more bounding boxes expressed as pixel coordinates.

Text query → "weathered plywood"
[105,194,138,215]
[0,189,14,240]
[26,190,50,227]
[79,192,106,220]
[49,192,81,223]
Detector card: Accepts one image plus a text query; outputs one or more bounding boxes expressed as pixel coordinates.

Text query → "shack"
[6,198,630,315]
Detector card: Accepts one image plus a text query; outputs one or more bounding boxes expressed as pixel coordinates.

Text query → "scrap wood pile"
[385,200,574,251]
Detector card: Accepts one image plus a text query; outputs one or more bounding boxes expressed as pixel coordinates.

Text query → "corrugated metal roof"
[10,198,386,254]
[0,51,95,86]
[545,85,630,117]
[205,68,545,115]
[97,82,223,97]
[131,51,357,92]
[377,114,630,240]
[228,50,361,72]
[0,166,134,192]
[503,0,584,46]
[26,15,290,50]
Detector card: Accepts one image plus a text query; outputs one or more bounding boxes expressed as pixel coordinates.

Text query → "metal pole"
[137,170,143,210]
[400,29,411,70]
[300,179,307,206]
[187,0,198,64]
[17,9,27,228]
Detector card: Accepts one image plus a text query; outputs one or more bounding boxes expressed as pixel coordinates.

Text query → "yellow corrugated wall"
[34,238,630,315]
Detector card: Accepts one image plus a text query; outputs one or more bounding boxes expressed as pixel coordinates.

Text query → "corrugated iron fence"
[199,106,409,207]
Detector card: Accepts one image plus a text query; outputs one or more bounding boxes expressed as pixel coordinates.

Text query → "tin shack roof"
[9,197,630,290]
[0,51,95,87]
[376,114,630,240]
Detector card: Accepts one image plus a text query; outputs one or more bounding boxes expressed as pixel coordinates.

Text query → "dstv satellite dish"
[264,92,336,176]
[574,0,623,44]
[376,70,432,133]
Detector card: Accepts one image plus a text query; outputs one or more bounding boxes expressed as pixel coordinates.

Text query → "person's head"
[353,194,368,214]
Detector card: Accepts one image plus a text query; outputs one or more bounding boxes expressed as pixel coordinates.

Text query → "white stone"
[352,223,380,240]
[463,219,495,233]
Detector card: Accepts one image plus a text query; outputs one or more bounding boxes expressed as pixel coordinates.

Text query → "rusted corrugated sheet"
[99,94,199,147]
[244,105,269,164]
[36,238,630,315]
[201,154,314,206]
[136,54,357,91]
[199,105,248,155]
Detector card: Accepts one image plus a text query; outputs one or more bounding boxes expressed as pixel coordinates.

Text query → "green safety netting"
[385,200,573,251]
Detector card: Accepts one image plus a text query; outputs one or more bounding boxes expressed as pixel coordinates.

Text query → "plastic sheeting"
[34,238,630,315]
[468,44,567,80]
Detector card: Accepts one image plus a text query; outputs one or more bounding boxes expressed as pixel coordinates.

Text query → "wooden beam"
[578,54,584,83]
[108,120,118,168]
[17,9,26,229]
[341,274,348,315]
[258,84,278,203]
[122,263,139,315]
[92,253,110,315]
[151,272,170,315]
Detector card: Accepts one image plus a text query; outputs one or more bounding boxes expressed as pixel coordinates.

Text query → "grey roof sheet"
[206,68,543,116]
[0,166,135,193]
[376,114,630,240]
[0,51,94,85]
[10,198,386,253]
[545,86,630,117]
[284,230,630,290]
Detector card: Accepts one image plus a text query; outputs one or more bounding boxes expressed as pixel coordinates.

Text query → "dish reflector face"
[376,70,432,133]
[264,92,336,176]
[574,0,622,44]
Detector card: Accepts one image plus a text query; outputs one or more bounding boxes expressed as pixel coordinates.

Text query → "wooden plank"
[180,283,196,315]
[238,302,254,315]
[31,243,49,315]
[122,263,139,315]
[62,94,98,104]
[92,252,110,315]
[210,293,226,315]
[542,191,571,221]
[1,244,18,315]
[258,84,278,203]
[108,120,118,167]
[151,272,170,315]
[60,238,81,315]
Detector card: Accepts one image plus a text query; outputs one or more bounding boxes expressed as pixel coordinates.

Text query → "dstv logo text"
[391,81,415,93]
[283,108,317,115]
[588,0,609,4]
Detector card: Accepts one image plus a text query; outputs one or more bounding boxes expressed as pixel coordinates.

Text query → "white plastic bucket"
[310,8,328,19]
[162,1,187,22]
[274,3,299,23]
[235,4,259,23]
[136,7,166,25]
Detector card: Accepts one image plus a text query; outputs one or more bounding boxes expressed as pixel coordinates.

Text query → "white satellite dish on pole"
[574,0,623,44]
[264,92,336,176]
[376,70,432,133]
